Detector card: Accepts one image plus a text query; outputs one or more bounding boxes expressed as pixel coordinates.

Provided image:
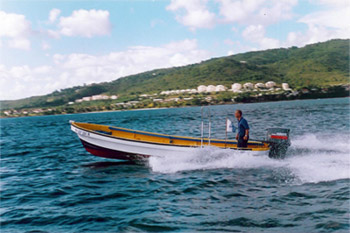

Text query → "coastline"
[2,95,349,119]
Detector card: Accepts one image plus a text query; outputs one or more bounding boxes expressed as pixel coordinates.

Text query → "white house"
[197,85,207,93]
[207,85,216,92]
[82,97,92,101]
[232,83,242,92]
[282,83,291,91]
[254,83,265,89]
[243,82,254,90]
[215,85,227,92]
[91,95,101,100]
[265,81,276,88]
[91,95,109,100]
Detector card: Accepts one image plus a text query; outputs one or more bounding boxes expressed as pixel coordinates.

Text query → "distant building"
[197,85,207,93]
[282,83,291,91]
[82,97,92,101]
[265,81,276,88]
[254,83,265,89]
[207,85,216,92]
[110,95,118,100]
[243,82,254,90]
[232,83,242,92]
[164,97,180,102]
[215,85,227,92]
[153,99,163,102]
[91,95,109,100]
[33,109,43,113]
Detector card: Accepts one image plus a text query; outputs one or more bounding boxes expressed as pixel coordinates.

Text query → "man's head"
[235,109,242,119]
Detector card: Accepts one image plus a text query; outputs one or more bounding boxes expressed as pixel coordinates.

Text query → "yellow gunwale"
[71,121,270,151]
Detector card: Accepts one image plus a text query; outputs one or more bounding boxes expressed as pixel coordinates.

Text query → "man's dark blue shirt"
[238,117,249,137]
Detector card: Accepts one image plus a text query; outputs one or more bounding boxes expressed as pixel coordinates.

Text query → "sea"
[1,97,349,232]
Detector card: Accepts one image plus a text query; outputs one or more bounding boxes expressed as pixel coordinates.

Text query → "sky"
[0,0,349,100]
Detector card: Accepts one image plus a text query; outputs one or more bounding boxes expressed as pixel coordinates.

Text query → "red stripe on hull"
[80,139,149,161]
[270,135,288,140]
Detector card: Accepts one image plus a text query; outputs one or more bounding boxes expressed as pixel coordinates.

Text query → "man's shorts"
[238,136,249,148]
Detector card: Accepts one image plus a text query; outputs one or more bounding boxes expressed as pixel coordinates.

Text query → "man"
[235,110,249,148]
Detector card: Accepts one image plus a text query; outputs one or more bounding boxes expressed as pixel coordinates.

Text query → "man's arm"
[243,129,249,140]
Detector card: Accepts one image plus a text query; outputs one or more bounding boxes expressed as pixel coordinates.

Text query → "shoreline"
[1,96,349,119]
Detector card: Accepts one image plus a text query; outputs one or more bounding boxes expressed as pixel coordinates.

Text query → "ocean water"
[1,98,349,232]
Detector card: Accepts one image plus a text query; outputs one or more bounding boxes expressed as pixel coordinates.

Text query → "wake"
[148,133,350,184]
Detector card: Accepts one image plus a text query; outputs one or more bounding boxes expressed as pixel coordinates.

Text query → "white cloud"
[58,9,112,37]
[33,65,52,74]
[0,11,32,50]
[224,39,258,55]
[47,29,60,39]
[49,8,61,23]
[0,39,211,100]
[217,0,297,25]
[285,1,350,47]
[166,0,298,30]
[8,38,31,50]
[166,0,216,30]
[242,24,280,49]
[311,0,349,7]
[0,11,31,37]
[237,0,350,51]
[41,41,51,50]
[299,7,350,30]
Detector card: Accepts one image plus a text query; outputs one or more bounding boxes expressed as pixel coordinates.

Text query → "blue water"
[1,98,350,232]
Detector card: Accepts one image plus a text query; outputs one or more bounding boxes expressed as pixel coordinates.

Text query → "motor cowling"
[266,128,291,159]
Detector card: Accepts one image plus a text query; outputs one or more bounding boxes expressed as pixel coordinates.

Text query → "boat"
[70,121,291,161]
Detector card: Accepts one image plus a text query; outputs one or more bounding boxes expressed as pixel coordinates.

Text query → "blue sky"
[1,0,349,100]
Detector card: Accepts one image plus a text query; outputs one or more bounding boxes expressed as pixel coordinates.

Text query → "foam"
[148,133,350,184]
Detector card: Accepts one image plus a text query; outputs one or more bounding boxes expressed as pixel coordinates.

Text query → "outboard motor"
[266,128,291,159]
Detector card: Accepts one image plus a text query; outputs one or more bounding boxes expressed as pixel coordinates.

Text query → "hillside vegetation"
[1,39,349,110]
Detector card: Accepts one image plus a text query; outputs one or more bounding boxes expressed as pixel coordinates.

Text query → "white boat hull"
[71,124,199,160]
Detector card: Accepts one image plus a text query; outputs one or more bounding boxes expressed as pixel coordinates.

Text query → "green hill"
[1,39,349,110]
